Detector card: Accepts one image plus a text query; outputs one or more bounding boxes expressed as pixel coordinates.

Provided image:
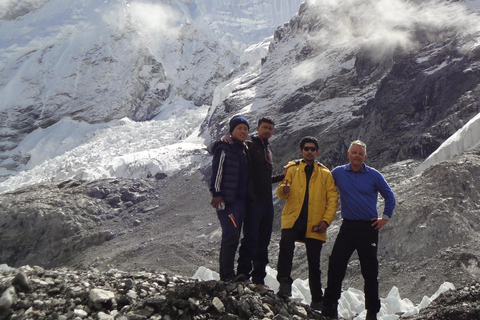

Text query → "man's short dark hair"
[257,116,274,127]
[300,136,319,149]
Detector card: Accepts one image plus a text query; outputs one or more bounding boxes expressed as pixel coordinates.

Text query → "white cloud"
[101,1,181,54]
[304,0,480,59]
[0,0,45,20]
[130,2,181,39]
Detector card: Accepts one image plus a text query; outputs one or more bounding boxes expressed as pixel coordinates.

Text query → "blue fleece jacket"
[331,163,396,220]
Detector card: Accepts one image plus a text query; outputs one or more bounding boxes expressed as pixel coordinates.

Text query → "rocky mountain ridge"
[206,0,480,171]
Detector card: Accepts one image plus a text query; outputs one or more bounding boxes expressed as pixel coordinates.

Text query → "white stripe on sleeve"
[214,150,226,192]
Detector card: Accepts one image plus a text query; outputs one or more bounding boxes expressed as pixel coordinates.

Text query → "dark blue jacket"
[247,135,284,204]
[209,140,249,204]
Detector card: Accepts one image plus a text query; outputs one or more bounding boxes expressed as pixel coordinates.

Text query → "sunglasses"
[303,147,317,152]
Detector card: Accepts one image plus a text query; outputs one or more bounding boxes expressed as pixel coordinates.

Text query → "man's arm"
[220,135,233,144]
[210,146,226,208]
[377,173,396,218]
[322,170,339,226]
[211,196,225,210]
[276,167,293,200]
[372,171,396,229]
[271,171,286,184]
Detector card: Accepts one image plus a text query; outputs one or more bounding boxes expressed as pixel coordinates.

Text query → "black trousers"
[277,225,324,303]
[217,199,245,281]
[324,219,381,312]
[237,202,274,284]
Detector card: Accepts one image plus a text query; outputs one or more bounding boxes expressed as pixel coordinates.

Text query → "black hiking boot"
[277,278,292,298]
[232,273,246,283]
[310,300,323,311]
[321,301,338,319]
[366,310,377,320]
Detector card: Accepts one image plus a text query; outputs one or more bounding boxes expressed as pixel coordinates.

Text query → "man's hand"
[283,179,291,195]
[211,196,225,210]
[372,217,388,230]
[312,221,328,234]
[220,135,233,144]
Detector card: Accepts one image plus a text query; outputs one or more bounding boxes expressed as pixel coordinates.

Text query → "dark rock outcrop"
[0,178,157,269]
[403,283,480,320]
[206,2,480,172]
[0,169,220,278]
[0,265,326,320]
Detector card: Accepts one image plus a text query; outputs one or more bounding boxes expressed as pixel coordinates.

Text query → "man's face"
[231,124,249,142]
[300,142,319,162]
[347,144,367,167]
[256,122,274,140]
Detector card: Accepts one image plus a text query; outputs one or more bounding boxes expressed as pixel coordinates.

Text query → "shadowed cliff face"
[205,1,480,171]
[351,46,480,169]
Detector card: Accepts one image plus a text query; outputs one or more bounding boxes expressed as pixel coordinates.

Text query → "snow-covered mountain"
[1,1,480,317]
[0,0,303,188]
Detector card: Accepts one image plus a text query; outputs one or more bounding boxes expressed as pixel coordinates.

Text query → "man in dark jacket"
[236,116,284,291]
[210,114,250,282]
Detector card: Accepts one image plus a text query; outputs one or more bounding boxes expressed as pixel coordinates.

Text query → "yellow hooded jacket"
[276,160,338,242]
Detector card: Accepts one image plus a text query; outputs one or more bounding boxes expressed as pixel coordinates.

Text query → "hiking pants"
[324,219,381,312]
[277,226,324,303]
[217,198,245,281]
[237,202,274,284]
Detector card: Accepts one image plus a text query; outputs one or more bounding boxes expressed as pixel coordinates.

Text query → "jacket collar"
[345,163,368,173]
[251,134,269,145]
[301,159,319,166]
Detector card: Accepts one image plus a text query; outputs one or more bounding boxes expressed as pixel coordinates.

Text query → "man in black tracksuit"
[210,115,250,282]
[236,117,284,290]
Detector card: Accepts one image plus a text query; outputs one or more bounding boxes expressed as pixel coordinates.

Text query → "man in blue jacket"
[322,140,396,320]
[210,114,250,282]
[220,116,284,290]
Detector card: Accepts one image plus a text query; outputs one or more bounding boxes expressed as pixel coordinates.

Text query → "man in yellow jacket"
[276,136,338,311]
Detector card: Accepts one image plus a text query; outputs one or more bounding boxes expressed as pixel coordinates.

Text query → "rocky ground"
[403,283,480,320]
[0,264,329,320]
[0,168,221,276]
[1,264,480,320]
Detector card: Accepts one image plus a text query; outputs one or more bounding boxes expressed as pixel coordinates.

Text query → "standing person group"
[209,115,396,320]
[209,115,284,288]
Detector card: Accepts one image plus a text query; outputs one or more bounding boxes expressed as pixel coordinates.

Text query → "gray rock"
[12,272,30,293]
[90,288,114,304]
[0,286,15,315]
[212,296,225,313]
